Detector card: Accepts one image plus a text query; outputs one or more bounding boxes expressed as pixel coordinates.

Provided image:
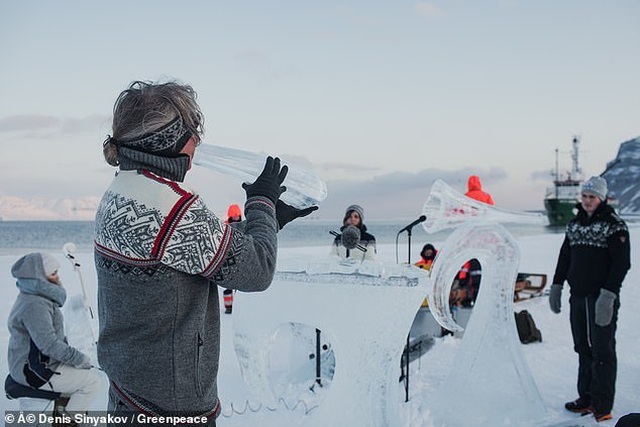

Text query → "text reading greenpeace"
[5,412,209,426]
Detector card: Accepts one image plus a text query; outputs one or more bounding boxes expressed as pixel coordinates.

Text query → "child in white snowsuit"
[7,252,101,412]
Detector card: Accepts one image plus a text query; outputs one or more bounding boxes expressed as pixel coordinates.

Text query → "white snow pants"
[45,365,102,411]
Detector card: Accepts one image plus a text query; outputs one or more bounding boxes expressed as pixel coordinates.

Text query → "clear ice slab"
[233,260,429,427]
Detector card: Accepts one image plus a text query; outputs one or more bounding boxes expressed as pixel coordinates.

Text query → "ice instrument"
[422,179,548,233]
[193,143,327,209]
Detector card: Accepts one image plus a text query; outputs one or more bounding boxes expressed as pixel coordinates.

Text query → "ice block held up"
[193,143,327,209]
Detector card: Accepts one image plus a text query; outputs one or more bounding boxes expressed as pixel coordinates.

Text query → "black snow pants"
[569,292,620,414]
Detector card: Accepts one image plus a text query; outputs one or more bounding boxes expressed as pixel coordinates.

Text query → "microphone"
[330,230,368,252]
[341,225,361,250]
[398,215,427,234]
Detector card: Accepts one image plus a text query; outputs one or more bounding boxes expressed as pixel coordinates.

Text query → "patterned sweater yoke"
[95,170,230,277]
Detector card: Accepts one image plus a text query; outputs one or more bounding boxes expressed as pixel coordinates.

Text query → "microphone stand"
[406,227,413,402]
[398,225,415,403]
[406,226,414,267]
[395,215,425,403]
[310,327,323,391]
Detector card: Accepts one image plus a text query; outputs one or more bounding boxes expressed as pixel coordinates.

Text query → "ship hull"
[544,198,576,226]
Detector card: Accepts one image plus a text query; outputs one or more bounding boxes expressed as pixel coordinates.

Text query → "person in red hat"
[465,175,495,205]
[452,175,493,309]
[226,204,242,224]
[223,204,243,313]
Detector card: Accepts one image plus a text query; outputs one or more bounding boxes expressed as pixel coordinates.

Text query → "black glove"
[242,156,288,205]
[276,200,318,230]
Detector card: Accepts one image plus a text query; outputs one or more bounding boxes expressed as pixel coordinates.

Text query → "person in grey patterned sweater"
[96,80,316,425]
[549,176,631,422]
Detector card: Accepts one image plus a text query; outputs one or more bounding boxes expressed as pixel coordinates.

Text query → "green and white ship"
[544,136,583,226]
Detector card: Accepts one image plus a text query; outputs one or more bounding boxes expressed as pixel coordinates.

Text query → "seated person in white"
[7,252,101,413]
[330,204,377,262]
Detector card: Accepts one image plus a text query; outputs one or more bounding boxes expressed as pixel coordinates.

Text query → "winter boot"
[565,397,591,413]
[592,409,612,422]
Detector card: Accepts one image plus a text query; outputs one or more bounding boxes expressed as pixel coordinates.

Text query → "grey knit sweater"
[94,169,278,417]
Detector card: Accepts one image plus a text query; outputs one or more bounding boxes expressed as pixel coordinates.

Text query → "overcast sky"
[1,0,638,221]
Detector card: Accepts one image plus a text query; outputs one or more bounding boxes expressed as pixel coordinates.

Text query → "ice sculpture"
[231,178,549,426]
[193,143,327,208]
[427,223,547,426]
[232,260,429,427]
[422,179,547,233]
[421,179,547,425]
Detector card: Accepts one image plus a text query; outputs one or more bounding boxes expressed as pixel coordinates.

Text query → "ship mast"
[570,136,582,182]
[554,148,559,198]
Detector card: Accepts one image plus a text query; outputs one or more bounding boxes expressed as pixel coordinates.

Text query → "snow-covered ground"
[1,227,638,426]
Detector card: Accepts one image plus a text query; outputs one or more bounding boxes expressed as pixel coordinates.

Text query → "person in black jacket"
[549,176,631,423]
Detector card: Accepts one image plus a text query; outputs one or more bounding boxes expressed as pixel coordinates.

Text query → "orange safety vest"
[415,258,434,271]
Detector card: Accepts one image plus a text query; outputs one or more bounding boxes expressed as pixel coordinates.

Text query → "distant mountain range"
[601,136,640,215]
[0,196,100,221]
[2,136,638,221]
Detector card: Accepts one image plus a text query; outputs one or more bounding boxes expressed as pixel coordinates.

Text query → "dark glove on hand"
[549,284,563,314]
[595,289,617,327]
[242,156,288,205]
[276,200,318,230]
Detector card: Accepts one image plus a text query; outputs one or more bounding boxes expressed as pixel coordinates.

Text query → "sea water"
[0,219,561,256]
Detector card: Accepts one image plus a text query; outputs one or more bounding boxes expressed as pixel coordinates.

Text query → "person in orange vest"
[454,175,492,307]
[465,175,495,205]
[415,243,437,271]
[223,204,243,314]
[415,243,438,309]
[451,258,482,307]
[442,258,484,335]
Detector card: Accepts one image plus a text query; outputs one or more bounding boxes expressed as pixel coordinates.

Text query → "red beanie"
[227,204,242,218]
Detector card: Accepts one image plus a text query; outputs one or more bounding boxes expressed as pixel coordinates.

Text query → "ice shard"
[193,143,327,209]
